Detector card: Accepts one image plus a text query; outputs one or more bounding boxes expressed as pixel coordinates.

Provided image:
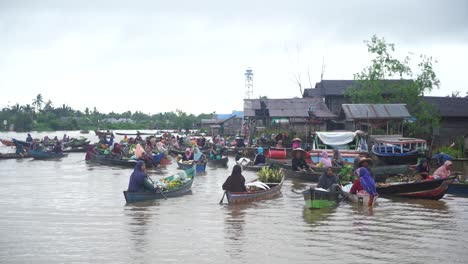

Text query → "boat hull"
[86,152,142,168]
[446,183,468,196]
[0,139,14,147]
[372,148,419,165]
[123,177,194,203]
[302,188,339,209]
[376,176,455,200]
[207,157,228,167]
[29,150,67,159]
[0,153,30,159]
[283,169,321,182]
[226,177,284,204]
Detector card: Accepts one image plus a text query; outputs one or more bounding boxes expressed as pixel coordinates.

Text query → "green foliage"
[344,35,440,137]
[338,165,353,184]
[257,167,283,183]
[1,96,212,132]
[436,140,464,159]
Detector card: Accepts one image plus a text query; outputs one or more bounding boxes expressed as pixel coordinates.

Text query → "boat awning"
[316,131,357,146]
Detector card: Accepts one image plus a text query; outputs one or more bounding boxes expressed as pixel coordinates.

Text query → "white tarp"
[316,131,357,146]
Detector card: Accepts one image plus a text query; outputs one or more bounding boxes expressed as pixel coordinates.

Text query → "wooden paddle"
[219,191,226,204]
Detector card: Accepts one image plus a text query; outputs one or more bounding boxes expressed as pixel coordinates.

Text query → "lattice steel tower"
[244,68,254,99]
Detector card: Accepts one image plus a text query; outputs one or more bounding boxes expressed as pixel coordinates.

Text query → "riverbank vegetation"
[0,95,211,132]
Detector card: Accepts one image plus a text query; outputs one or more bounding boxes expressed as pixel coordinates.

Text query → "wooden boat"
[371,137,426,165]
[243,164,268,172]
[208,156,228,167]
[123,167,196,203]
[63,147,88,153]
[80,130,90,134]
[177,160,195,170]
[0,139,14,146]
[225,176,284,204]
[342,183,378,207]
[447,183,468,196]
[29,150,68,159]
[12,139,31,148]
[376,176,456,200]
[169,149,185,156]
[302,187,340,209]
[86,153,140,167]
[64,138,90,148]
[283,169,321,182]
[0,153,30,159]
[94,130,113,137]
[115,131,157,136]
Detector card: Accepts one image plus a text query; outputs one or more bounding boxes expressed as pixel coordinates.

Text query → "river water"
[0,131,467,264]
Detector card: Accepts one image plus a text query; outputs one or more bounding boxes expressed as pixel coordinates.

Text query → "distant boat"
[371,137,426,165]
[80,130,90,134]
[376,176,455,200]
[0,139,15,147]
[29,150,67,160]
[94,130,113,137]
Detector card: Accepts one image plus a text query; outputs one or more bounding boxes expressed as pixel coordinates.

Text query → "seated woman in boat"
[350,167,378,199]
[317,167,340,191]
[182,148,194,161]
[415,158,430,180]
[292,148,310,172]
[15,143,26,156]
[111,143,122,156]
[319,150,332,167]
[222,164,247,193]
[332,149,344,167]
[127,161,157,193]
[193,147,205,164]
[253,147,266,165]
[210,145,221,160]
[433,160,453,179]
[432,152,452,167]
[26,133,33,143]
[292,138,301,149]
[355,157,374,179]
[52,142,63,153]
[276,140,283,149]
[43,136,50,145]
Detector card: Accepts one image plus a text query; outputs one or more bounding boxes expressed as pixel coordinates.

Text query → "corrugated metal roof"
[342,104,410,120]
[243,98,336,118]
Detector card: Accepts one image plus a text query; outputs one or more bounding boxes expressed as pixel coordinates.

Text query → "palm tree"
[32,94,44,112]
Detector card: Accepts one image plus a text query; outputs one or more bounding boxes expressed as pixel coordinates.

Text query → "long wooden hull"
[123,174,195,203]
[446,183,468,196]
[12,139,31,148]
[226,177,284,204]
[302,188,339,209]
[87,152,141,168]
[63,147,88,153]
[177,161,194,170]
[29,150,67,159]
[283,169,321,182]
[94,130,113,137]
[207,157,228,167]
[376,176,455,200]
[0,153,30,159]
[0,139,14,146]
[243,164,268,172]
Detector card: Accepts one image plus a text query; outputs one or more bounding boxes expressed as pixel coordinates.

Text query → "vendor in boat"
[135,132,143,142]
[52,141,63,153]
[43,136,50,145]
[319,150,332,167]
[276,140,283,149]
[15,142,26,156]
[415,158,430,180]
[317,167,340,191]
[199,135,206,147]
[253,146,266,165]
[127,161,157,193]
[356,157,374,179]
[292,148,311,172]
[350,167,378,204]
[111,143,122,156]
[433,160,452,179]
[222,164,247,193]
[332,149,344,167]
[292,138,301,149]
[182,147,194,161]
[210,145,221,160]
[26,133,33,143]
[193,147,205,164]
[432,152,452,167]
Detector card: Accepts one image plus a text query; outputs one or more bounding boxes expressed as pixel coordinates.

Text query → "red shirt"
[350,179,363,194]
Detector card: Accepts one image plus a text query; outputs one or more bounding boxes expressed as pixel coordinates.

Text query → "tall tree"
[32,94,44,111]
[344,35,440,138]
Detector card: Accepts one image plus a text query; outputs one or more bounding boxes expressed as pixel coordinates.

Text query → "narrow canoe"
[86,152,142,168]
[242,164,268,172]
[0,153,30,159]
[29,150,68,159]
[208,157,229,167]
[94,130,113,137]
[63,147,88,153]
[283,169,321,182]
[80,130,90,134]
[372,147,420,165]
[12,139,31,148]
[376,176,456,200]
[302,187,340,209]
[447,183,468,196]
[177,161,195,170]
[0,139,15,147]
[226,176,284,204]
[123,167,196,203]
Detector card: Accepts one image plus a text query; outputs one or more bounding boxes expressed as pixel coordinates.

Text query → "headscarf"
[193,147,203,161]
[320,150,332,167]
[127,161,147,192]
[433,160,452,179]
[333,149,343,162]
[185,147,192,160]
[257,147,264,155]
[359,167,377,196]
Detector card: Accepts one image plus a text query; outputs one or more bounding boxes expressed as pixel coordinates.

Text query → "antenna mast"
[244,68,254,99]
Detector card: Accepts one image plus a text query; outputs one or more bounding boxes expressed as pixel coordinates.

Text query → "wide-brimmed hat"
[291,148,306,156]
[292,138,302,142]
[358,157,373,166]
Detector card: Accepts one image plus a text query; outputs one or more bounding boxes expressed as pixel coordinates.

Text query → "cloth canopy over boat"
[316,131,357,146]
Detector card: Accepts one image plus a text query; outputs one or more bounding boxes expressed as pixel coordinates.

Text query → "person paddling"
[291,148,311,172]
[222,164,247,193]
[127,161,157,192]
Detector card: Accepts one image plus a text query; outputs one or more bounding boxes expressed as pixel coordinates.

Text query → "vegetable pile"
[257,167,283,183]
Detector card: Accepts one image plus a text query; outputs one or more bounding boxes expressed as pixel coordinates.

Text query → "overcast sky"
[1,0,467,115]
